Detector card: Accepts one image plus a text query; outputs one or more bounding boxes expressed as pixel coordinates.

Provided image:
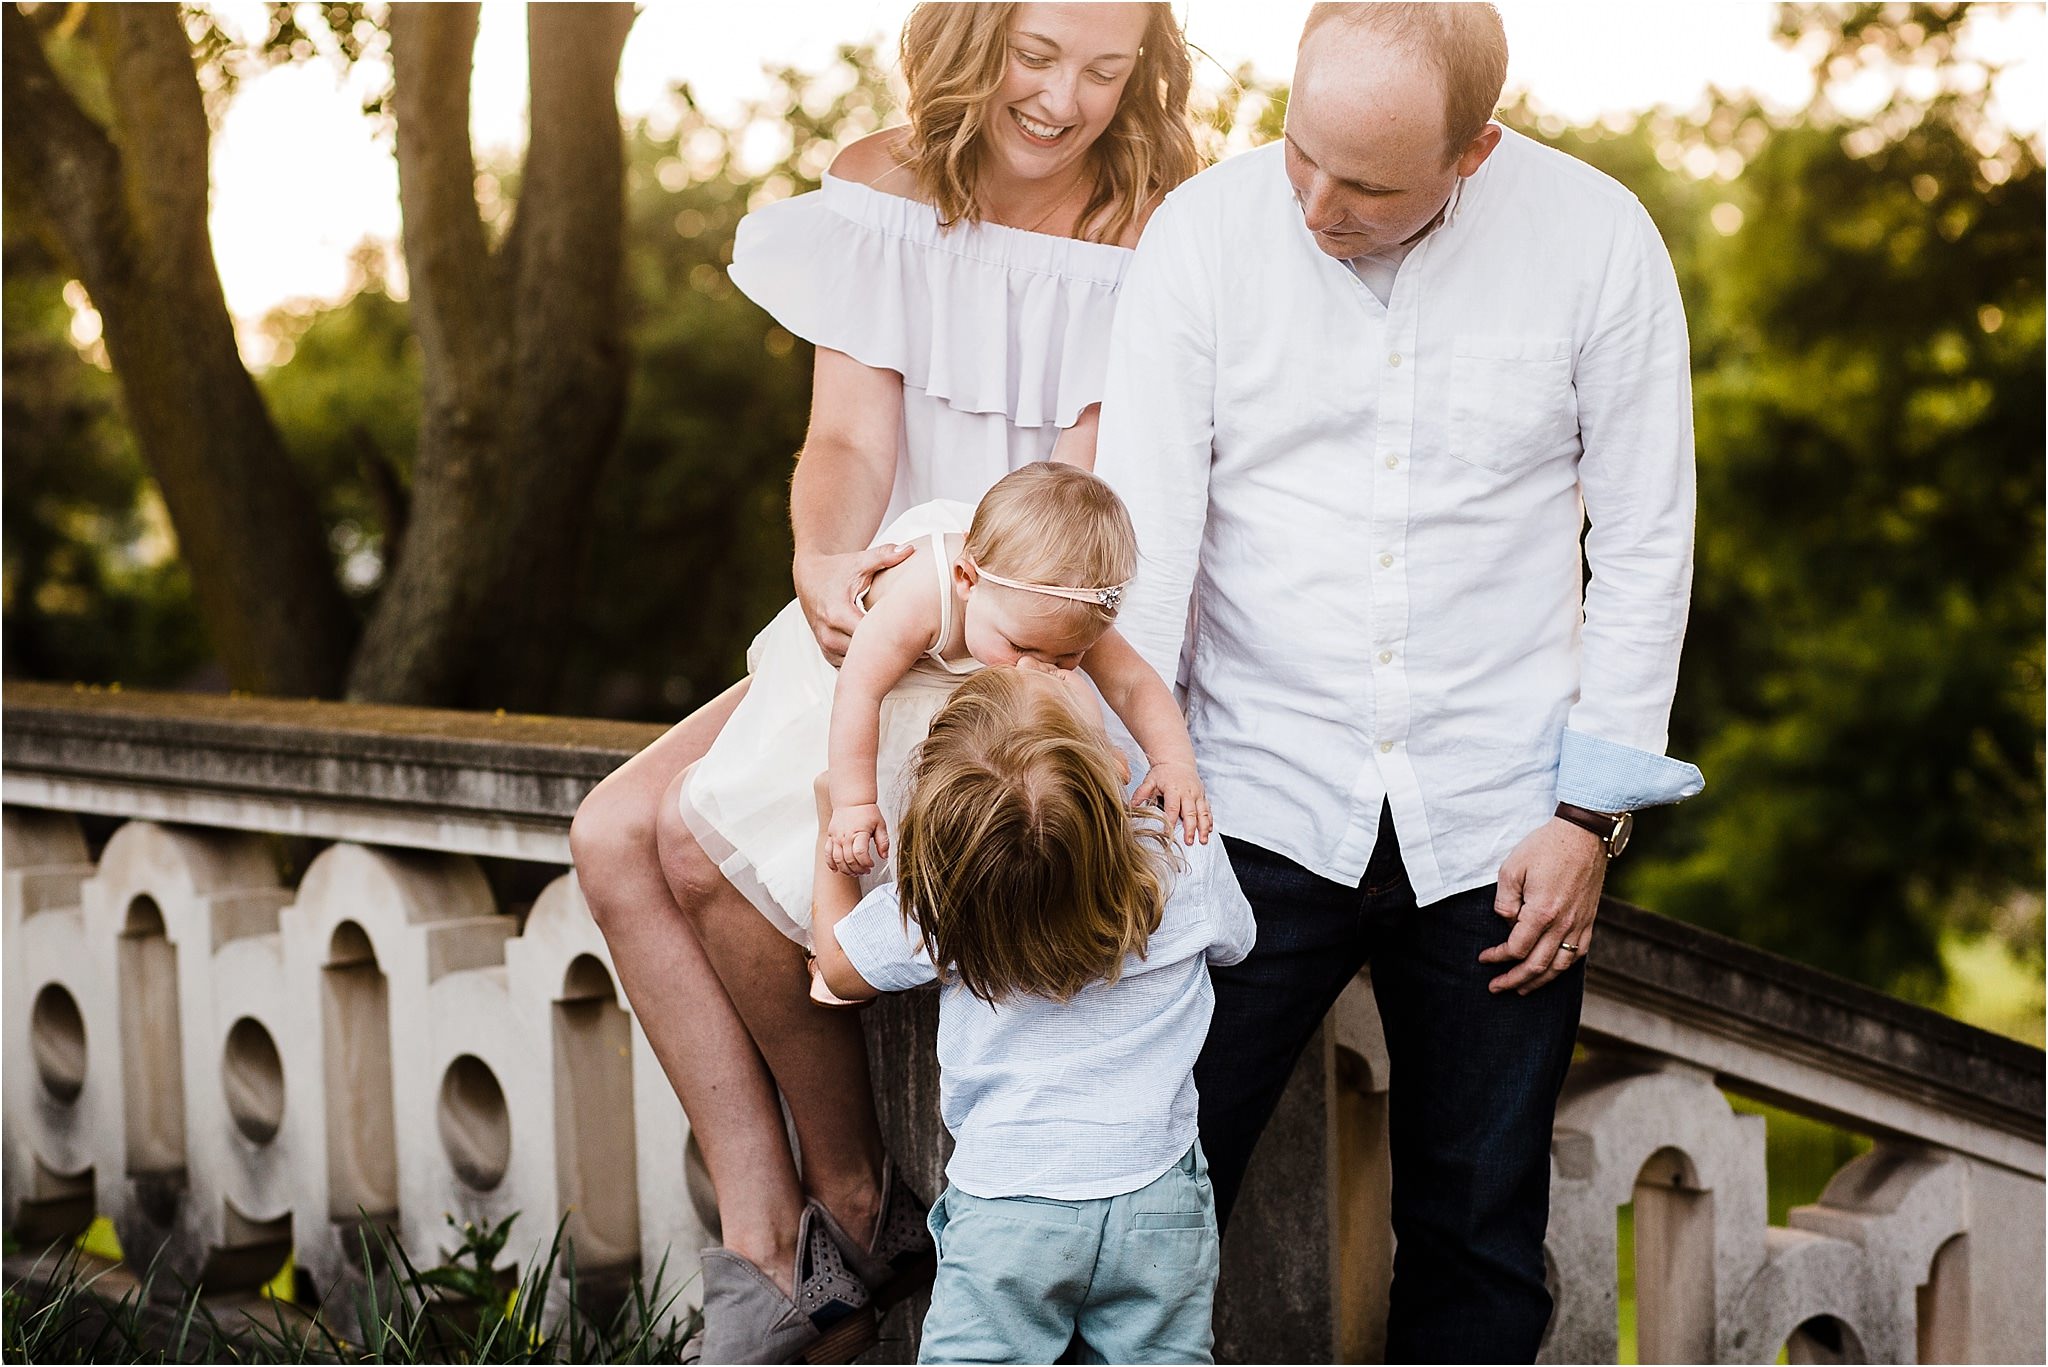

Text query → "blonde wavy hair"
[898,2,1199,244]
[896,668,1180,1004]
[965,463,1138,637]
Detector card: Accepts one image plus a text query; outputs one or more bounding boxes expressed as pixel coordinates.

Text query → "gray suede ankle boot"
[690,1202,875,1364]
[810,1155,938,1312]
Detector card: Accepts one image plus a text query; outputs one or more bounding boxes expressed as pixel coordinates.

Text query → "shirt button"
[1379,553,1394,568]
[1388,352,1402,367]
[1379,740,1394,753]
[1385,455,1400,469]
[1378,650,1393,663]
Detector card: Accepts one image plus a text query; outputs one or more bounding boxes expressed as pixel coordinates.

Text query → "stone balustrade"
[3,682,2041,1363]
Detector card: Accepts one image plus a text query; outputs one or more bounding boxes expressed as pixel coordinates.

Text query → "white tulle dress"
[682,501,979,944]
[684,173,1133,946]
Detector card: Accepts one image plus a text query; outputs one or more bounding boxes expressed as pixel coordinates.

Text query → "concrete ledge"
[2,683,668,861]
[1588,904,2044,1166]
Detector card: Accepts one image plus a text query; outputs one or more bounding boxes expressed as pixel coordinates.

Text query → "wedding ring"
[1559,941,1578,954]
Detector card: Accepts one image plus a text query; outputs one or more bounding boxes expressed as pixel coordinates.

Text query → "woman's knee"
[654,790,728,918]
[569,779,657,920]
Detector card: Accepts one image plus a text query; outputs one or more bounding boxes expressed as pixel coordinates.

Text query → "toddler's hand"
[1134,761,1213,845]
[827,803,889,875]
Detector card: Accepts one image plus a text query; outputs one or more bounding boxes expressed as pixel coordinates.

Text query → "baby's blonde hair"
[965,463,1139,636]
[896,668,1179,1004]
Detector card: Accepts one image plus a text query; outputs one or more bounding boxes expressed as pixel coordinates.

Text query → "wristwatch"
[1555,802,1634,859]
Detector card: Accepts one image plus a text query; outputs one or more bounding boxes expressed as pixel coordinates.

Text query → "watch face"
[1610,810,1635,858]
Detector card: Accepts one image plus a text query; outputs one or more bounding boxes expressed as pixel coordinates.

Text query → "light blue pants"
[917,1142,1219,1365]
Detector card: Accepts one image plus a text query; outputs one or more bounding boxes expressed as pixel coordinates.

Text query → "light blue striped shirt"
[832,836,1255,1201]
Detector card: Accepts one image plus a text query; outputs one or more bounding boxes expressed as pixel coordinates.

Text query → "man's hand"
[794,543,915,665]
[1478,818,1607,994]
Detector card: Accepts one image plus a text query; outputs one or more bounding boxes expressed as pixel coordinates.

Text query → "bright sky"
[199,0,2044,352]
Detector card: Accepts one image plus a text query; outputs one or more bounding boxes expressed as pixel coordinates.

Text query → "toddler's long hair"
[896,668,1177,1004]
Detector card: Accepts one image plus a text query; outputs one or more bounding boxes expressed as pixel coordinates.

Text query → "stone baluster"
[277,843,509,1303]
[76,821,294,1285]
[3,810,100,1245]
[1543,1053,1769,1363]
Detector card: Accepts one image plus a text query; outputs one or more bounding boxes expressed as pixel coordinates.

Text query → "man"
[1094,4,1704,1359]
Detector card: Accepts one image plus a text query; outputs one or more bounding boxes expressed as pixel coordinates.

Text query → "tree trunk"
[348,1,635,709]
[2,3,356,697]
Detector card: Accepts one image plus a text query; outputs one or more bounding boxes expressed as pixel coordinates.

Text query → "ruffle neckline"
[727,175,1132,429]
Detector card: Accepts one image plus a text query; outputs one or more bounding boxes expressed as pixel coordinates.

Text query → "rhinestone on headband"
[1098,585,1122,611]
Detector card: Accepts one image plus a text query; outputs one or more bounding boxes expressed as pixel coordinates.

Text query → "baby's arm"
[810,776,882,1002]
[826,568,940,874]
[1081,628,1213,844]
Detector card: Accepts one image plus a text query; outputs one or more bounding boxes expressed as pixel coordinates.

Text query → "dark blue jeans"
[1195,806,1584,1364]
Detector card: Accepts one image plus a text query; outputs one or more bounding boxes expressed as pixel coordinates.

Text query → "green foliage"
[255,259,421,607]
[411,1213,520,1304]
[1503,15,2046,998]
[1,208,211,688]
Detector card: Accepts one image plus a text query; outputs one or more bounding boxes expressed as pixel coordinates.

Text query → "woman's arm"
[1082,628,1212,843]
[810,774,881,1001]
[1048,403,1102,470]
[824,573,936,873]
[791,347,912,664]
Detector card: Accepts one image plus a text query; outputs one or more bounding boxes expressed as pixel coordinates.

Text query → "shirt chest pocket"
[1447,335,1579,474]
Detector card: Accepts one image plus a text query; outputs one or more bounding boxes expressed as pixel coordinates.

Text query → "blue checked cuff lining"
[1556,728,1705,812]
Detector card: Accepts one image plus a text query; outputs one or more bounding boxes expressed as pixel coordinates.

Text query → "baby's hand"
[827,803,889,875]
[1134,761,1213,846]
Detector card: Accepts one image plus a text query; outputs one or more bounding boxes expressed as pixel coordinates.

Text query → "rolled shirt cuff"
[1556,728,1705,811]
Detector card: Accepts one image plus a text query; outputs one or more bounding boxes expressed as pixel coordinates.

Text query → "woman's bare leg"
[654,772,889,1249]
[568,681,808,1292]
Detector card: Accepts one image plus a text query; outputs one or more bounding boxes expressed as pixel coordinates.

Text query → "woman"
[568,5,1198,1360]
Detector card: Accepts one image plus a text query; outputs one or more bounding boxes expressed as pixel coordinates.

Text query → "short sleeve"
[831,883,939,992]
[1200,843,1258,967]
[728,177,1131,429]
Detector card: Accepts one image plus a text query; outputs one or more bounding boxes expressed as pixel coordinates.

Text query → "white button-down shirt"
[1095,130,1703,903]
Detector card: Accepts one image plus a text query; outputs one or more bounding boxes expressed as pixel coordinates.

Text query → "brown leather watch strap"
[1555,802,1634,858]
[1554,802,1618,840]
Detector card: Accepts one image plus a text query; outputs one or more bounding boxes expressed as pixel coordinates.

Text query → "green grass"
[2,1212,700,1364]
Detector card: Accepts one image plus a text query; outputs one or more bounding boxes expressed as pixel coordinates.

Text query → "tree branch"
[1,3,132,288]
[388,2,502,403]
[475,1,636,706]
[96,5,213,269]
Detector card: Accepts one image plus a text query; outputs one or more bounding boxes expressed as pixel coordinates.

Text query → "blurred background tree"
[3,0,636,707]
[2,3,2039,1031]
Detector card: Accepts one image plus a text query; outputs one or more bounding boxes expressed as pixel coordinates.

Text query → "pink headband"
[970,561,1126,613]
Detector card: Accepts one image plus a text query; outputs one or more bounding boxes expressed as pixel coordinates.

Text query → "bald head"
[1297,3,1508,165]
[1282,3,1506,260]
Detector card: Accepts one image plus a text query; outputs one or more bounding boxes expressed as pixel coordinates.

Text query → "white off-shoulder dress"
[682,173,1133,946]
